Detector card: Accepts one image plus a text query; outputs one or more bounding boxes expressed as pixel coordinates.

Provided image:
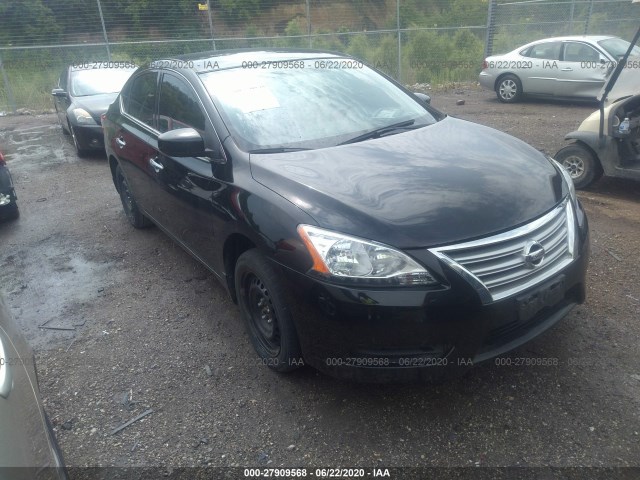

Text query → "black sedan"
[0,149,18,221]
[103,50,589,382]
[52,63,136,156]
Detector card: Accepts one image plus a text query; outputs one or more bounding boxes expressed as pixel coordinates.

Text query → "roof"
[151,48,348,73]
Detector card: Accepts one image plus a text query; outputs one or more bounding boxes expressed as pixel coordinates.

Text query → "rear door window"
[522,42,562,60]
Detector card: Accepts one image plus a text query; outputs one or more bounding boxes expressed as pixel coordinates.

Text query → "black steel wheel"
[115,165,153,228]
[68,120,88,157]
[235,249,302,372]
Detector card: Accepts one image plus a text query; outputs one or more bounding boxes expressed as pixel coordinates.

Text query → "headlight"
[297,225,439,286]
[73,108,96,125]
[550,157,576,202]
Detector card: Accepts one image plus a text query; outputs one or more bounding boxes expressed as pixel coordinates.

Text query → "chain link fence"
[487,0,640,56]
[1,0,638,113]
[0,0,488,113]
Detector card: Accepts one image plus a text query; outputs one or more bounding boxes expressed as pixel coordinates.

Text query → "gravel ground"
[1,85,639,479]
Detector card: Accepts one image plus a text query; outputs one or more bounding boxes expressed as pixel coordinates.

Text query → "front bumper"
[73,124,104,151]
[278,203,589,383]
[479,71,495,91]
[0,166,17,211]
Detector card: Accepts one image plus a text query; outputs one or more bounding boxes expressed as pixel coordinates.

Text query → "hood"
[250,117,564,248]
[72,93,118,123]
[599,55,640,104]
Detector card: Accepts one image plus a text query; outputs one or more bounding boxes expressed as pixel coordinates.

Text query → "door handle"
[115,137,126,148]
[561,67,572,71]
[149,156,164,173]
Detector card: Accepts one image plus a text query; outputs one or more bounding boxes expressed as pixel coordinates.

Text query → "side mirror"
[414,92,431,105]
[158,128,206,157]
[51,88,67,97]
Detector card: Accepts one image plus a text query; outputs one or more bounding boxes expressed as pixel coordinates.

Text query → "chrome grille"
[431,199,576,304]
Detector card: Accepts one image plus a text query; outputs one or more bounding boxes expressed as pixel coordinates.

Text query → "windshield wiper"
[248,147,312,154]
[338,119,418,145]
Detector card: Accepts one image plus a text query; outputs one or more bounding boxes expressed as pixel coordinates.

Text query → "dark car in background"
[103,50,589,382]
[52,63,136,156]
[0,149,18,221]
[0,294,68,479]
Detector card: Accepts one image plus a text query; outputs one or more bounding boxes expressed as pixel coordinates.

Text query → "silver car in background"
[0,294,68,479]
[479,35,639,103]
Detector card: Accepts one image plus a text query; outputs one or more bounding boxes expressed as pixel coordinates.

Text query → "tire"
[235,249,302,373]
[496,74,522,103]
[554,143,602,189]
[115,165,153,228]
[68,120,88,157]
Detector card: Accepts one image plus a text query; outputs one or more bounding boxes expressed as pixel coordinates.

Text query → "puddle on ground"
[0,123,76,172]
[0,236,122,349]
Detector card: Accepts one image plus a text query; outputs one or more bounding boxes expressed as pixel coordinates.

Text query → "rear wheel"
[555,143,602,189]
[115,165,153,228]
[235,249,302,373]
[496,74,522,103]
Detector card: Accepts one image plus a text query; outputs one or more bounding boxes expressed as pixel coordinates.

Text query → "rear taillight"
[482,60,488,69]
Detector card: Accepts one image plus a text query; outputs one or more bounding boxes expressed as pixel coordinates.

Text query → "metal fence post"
[207,0,216,50]
[397,0,402,81]
[96,0,111,61]
[306,0,312,48]
[569,0,576,33]
[484,0,497,58]
[584,0,594,34]
[0,53,16,114]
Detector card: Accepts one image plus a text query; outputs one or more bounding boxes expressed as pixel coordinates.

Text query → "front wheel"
[115,165,153,228]
[68,121,88,157]
[496,74,522,103]
[235,249,302,373]
[554,143,602,189]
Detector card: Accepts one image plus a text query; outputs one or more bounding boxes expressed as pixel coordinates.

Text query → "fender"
[563,131,619,178]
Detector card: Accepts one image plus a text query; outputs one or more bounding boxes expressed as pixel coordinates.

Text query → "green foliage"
[0,0,62,46]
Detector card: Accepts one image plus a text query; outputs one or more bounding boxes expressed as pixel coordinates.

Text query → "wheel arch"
[108,155,119,191]
[494,71,520,91]
[561,133,604,169]
[223,233,257,303]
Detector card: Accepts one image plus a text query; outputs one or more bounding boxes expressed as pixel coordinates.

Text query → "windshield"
[199,59,438,150]
[70,68,137,96]
[598,38,640,58]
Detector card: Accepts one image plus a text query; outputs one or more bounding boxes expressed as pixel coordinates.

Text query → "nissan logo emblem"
[524,241,545,268]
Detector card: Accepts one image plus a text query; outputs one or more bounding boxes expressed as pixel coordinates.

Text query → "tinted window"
[157,74,206,133]
[200,60,437,150]
[126,72,159,127]
[563,42,600,62]
[523,42,561,60]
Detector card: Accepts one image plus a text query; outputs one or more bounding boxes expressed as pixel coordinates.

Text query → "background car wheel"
[496,74,522,103]
[235,249,302,373]
[115,165,153,229]
[555,143,602,189]
[67,120,88,157]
